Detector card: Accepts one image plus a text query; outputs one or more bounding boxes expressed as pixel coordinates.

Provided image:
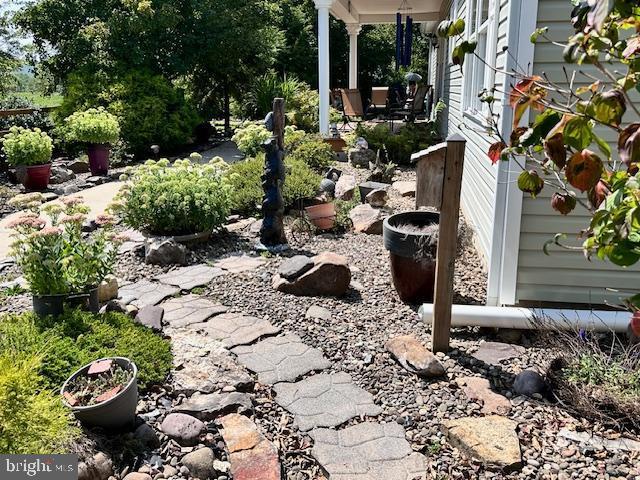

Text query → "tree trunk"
[223,82,231,136]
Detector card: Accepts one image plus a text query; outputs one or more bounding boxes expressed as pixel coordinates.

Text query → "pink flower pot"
[87,144,110,176]
[305,203,336,231]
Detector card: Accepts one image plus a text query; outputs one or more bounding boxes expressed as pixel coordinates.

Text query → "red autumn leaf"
[544,133,568,169]
[551,192,577,215]
[588,180,610,209]
[509,77,541,108]
[565,149,603,193]
[618,122,640,166]
[488,141,507,165]
[622,36,640,59]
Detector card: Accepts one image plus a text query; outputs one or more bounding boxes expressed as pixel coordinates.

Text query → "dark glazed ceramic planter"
[61,357,138,430]
[18,163,52,190]
[87,144,110,176]
[383,211,440,303]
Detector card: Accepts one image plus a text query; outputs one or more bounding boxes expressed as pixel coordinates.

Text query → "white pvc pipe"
[316,3,331,136]
[419,304,631,333]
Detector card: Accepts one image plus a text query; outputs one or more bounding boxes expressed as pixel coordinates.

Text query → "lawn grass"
[10,92,63,108]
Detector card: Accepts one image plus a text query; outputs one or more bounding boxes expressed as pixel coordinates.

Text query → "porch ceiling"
[331,0,443,25]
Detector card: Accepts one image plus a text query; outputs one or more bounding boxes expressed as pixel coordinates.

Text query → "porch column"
[314,0,333,136]
[346,23,361,89]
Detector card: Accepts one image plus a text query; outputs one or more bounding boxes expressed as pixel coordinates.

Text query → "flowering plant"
[9,197,123,295]
[64,107,121,145]
[1,127,53,166]
[111,154,231,235]
[232,123,271,157]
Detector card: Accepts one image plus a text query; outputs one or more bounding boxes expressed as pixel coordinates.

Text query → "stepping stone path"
[176,392,253,420]
[191,312,281,348]
[119,280,179,307]
[273,372,382,431]
[232,334,331,384]
[155,264,224,290]
[161,294,229,328]
[311,422,427,480]
[212,253,266,273]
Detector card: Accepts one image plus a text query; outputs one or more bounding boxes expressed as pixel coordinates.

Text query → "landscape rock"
[49,166,76,184]
[278,255,314,280]
[160,413,205,446]
[67,159,91,174]
[135,305,164,331]
[335,174,357,200]
[305,305,332,321]
[392,180,416,197]
[123,473,152,480]
[320,178,336,196]
[82,220,98,233]
[273,251,351,297]
[385,335,445,377]
[155,264,224,290]
[348,148,376,168]
[558,428,640,452]
[349,204,387,234]
[104,299,128,314]
[444,416,522,471]
[180,447,217,480]
[176,392,253,420]
[365,188,388,207]
[513,370,546,397]
[456,376,511,414]
[144,238,187,266]
[134,422,160,448]
[472,341,526,365]
[79,452,113,480]
[98,275,119,303]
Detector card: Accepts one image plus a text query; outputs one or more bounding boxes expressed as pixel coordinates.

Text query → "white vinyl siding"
[515,0,640,306]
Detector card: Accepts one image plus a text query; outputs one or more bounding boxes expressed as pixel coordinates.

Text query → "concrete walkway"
[198,141,245,164]
[0,182,123,258]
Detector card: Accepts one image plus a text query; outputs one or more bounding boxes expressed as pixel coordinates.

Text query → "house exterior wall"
[515,0,640,306]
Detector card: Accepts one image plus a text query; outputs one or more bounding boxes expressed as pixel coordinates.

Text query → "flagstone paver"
[212,253,267,273]
[471,341,526,365]
[156,264,225,290]
[310,422,427,480]
[273,372,382,431]
[232,334,331,384]
[119,280,180,307]
[176,392,253,420]
[162,294,229,328]
[191,312,281,348]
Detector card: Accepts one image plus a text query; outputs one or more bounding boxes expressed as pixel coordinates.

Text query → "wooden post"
[431,133,466,353]
[272,98,285,150]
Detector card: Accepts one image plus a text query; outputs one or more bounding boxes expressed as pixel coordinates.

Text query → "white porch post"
[314,0,333,136]
[346,23,361,89]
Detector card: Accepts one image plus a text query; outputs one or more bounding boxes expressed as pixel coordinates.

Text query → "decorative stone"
[218,414,281,480]
[349,204,387,234]
[365,188,388,207]
[558,428,640,452]
[191,312,280,348]
[278,255,314,280]
[311,422,427,480]
[80,452,113,480]
[123,473,152,480]
[135,305,164,331]
[444,416,522,471]
[155,264,224,290]
[456,376,511,415]
[513,370,546,397]
[134,422,160,448]
[67,159,91,174]
[320,178,336,196]
[273,372,382,431]
[348,148,376,168]
[272,251,351,297]
[49,166,76,184]
[98,275,119,303]
[160,413,205,446]
[161,295,229,328]
[335,174,357,200]
[145,238,187,266]
[305,306,332,321]
[104,299,128,314]
[472,342,526,365]
[233,334,331,384]
[180,447,217,480]
[176,392,253,420]
[213,253,266,273]
[86,175,107,185]
[119,280,179,308]
[392,180,416,197]
[385,335,445,377]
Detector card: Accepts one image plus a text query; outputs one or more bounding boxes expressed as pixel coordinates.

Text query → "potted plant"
[8,196,123,316]
[65,107,120,175]
[61,357,138,430]
[2,127,53,190]
[383,211,440,303]
[305,202,336,231]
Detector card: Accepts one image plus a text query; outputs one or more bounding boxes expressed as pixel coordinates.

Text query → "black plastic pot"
[61,357,138,430]
[33,294,66,317]
[383,211,440,303]
[358,181,390,204]
[66,287,100,313]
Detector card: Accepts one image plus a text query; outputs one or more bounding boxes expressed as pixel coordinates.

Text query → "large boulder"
[365,189,388,207]
[145,238,187,266]
[349,204,387,234]
[335,174,357,200]
[279,255,315,280]
[348,148,376,168]
[273,252,351,297]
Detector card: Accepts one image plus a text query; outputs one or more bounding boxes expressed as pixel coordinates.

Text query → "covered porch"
[313,0,446,135]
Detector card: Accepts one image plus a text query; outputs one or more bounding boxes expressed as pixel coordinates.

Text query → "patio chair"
[391,84,430,122]
[339,88,365,130]
[366,87,390,119]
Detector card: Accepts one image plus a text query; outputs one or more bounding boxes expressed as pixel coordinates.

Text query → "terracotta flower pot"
[87,144,110,176]
[383,211,440,303]
[305,203,336,231]
[18,163,51,190]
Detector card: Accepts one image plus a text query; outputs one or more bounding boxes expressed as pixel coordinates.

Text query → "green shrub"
[241,72,304,119]
[64,107,120,145]
[113,156,231,236]
[0,309,172,390]
[225,155,320,215]
[288,137,335,172]
[1,127,53,166]
[0,354,77,454]
[286,85,341,133]
[232,123,271,157]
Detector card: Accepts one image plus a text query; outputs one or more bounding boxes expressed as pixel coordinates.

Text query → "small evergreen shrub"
[288,137,334,172]
[1,127,53,166]
[113,156,231,236]
[64,107,121,145]
[232,123,271,157]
